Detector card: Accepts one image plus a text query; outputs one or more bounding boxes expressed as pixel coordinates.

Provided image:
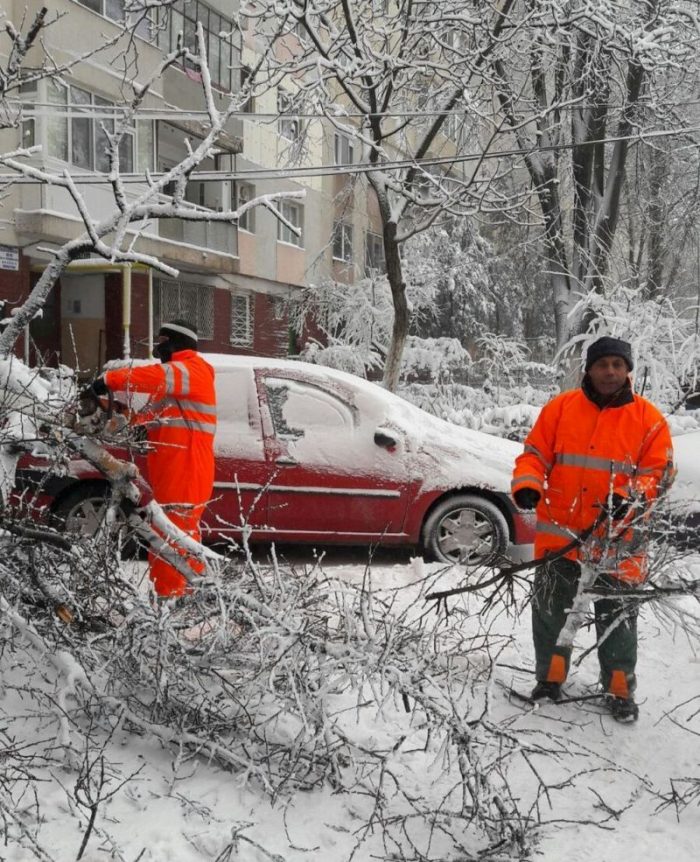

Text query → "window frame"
[277,201,304,248]
[333,221,354,263]
[365,231,386,275]
[154,278,215,341]
[230,292,255,347]
[44,79,154,173]
[235,181,256,233]
[240,66,255,114]
[277,89,302,141]
[333,132,355,166]
[75,0,234,91]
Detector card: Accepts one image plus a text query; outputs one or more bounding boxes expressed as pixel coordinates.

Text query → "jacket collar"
[581,374,635,409]
[167,349,197,362]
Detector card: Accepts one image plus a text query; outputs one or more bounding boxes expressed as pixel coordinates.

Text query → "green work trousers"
[531,557,638,695]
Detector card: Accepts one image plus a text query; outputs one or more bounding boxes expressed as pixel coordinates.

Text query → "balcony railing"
[19,178,237,258]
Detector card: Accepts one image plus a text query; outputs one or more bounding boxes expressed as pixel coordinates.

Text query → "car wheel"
[53,483,138,557]
[422,494,509,565]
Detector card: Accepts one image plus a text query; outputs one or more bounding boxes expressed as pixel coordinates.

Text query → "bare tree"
[245,0,530,390]
[487,0,700,376]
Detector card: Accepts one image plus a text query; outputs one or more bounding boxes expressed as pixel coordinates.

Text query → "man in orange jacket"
[511,336,674,721]
[91,320,217,598]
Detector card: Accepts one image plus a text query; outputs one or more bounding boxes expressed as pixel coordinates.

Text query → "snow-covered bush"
[480,403,544,441]
[296,279,475,385]
[400,378,555,440]
[401,335,472,383]
[293,275,394,376]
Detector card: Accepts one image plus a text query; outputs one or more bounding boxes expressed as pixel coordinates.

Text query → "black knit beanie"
[159,319,198,352]
[584,336,634,372]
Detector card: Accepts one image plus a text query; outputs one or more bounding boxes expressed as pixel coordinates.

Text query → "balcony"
[16,176,238,272]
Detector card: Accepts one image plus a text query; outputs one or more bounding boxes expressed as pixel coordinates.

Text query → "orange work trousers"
[149,504,205,597]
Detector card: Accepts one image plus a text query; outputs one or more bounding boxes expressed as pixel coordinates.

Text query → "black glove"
[86,377,108,397]
[78,378,109,417]
[605,492,630,521]
[80,378,108,400]
[514,487,541,511]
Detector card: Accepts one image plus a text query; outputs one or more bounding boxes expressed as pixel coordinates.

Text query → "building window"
[240,66,255,113]
[21,117,35,147]
[19,78,37,148]
[278,89,302,141]
[230,293,255,346]
[333,222,353,262]
[334,132,354,166]
[277,201,303,247]
[365,231,386,274]
[149,1,234,91]
[46,79,155,172]
[154,279,214,340]
[47,78,68,162]
[76,0,152,41]
[235,182,256,233]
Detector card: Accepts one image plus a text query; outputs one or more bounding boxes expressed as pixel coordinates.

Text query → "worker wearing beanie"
[101,319,217,597]
[511,336,674,721]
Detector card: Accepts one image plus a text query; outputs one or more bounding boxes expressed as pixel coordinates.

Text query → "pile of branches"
[0,528,539,861]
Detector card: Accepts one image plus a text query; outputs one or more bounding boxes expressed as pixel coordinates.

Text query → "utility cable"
[1,122,698,184]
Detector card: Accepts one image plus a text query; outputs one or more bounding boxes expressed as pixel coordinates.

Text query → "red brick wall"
[33,273,62,364]
[104,273,123,361]
[0,253,31,307]
[253,292,289,357]
[209,291,290,358]
[208,287,230,352]
[3,258,292,364]
[129,273,151,359]
[0,253,34,361]
[118,282,290,360]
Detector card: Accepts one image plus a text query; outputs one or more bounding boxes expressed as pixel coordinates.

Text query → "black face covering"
[153,339,174,363]
[153,321,198,363]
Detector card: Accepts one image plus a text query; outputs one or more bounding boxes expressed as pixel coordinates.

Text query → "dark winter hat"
[584,336,634,372]
[153,319,198,361]
[159,319,198,343]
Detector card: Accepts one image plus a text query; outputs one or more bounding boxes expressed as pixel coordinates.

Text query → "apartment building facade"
[0,1,396,374]
[0,2,280,372]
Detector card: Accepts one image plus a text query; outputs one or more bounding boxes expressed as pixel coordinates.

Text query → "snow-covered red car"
[664,429,700,545]
[15,356,535,565]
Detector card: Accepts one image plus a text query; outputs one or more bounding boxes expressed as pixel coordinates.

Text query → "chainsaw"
[72,385,130,440]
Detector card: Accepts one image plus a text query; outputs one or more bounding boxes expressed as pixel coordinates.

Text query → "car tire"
[53,483,138,558]
[422,494,509,565]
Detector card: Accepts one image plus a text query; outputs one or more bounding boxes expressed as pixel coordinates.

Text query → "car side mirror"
[374,429,397,450]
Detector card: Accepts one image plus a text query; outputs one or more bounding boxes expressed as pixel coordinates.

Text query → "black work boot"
[607,696,639,723]
[531,681,562,701]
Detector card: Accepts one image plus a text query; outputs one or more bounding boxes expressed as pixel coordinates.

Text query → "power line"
[14,97,700,122]
[1,123,698,185]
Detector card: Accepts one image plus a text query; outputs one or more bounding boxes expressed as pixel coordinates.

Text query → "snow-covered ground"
[2,550,698,862]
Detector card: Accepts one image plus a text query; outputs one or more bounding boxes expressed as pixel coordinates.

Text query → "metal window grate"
[230,293,254,346]
[154,278,214,340]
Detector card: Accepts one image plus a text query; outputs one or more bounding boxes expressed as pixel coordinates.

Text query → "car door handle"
[276,456,297,466]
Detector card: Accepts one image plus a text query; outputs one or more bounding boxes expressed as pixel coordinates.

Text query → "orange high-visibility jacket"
[104,350,217,508]
[511,385,674,582]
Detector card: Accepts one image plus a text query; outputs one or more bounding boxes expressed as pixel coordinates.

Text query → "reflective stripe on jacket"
[104,350,217,506]
[511,385,674,582]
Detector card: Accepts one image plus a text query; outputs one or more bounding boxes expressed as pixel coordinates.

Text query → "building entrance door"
[60,273,106,375]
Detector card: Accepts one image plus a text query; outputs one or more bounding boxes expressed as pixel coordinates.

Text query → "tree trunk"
[381,220,408,392]
[644,146,667,299]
